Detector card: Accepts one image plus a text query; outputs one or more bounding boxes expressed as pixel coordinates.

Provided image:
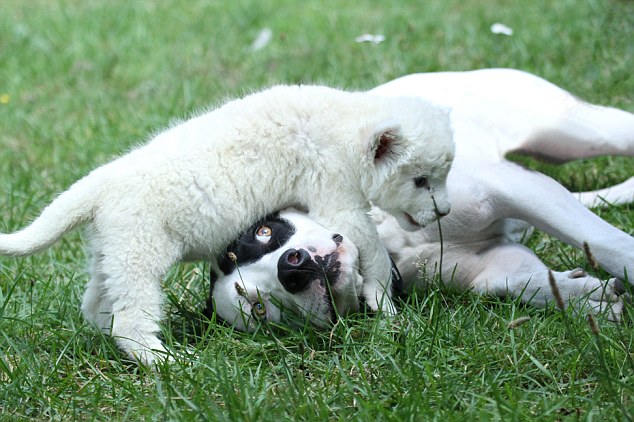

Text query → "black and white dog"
[206,69,634,330]
[205,209,369,331]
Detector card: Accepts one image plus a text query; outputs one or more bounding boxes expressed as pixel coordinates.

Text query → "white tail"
[0,171,101,256]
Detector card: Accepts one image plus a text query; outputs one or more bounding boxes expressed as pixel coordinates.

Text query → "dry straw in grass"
[548,270,566,310]
[507,316,531,330]
[583,242,600,273]
[586,313,601,335]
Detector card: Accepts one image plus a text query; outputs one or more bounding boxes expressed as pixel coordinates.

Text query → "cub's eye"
[252,301,267,319]
[255,225,272,243]
[413,176,429,189]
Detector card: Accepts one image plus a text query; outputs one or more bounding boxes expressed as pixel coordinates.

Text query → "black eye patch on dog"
[217,213,296,275]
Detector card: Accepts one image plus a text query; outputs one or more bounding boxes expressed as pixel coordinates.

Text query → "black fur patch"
[206,213,296,320]
[315,252,342,286]
[217,213,296,275]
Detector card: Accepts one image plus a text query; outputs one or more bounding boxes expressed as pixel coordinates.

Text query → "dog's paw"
[560,273,625,322]
[582,296,624,323]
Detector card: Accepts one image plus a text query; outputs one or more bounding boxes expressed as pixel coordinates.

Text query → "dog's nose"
[332,233,343,244]
[278,248,317,293]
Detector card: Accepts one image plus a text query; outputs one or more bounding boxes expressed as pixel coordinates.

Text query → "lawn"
[1,0,633,420]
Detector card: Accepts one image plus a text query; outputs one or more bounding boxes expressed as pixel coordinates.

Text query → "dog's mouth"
[315,252,343,282]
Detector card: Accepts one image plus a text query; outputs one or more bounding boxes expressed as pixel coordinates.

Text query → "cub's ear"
[367,123,407,165]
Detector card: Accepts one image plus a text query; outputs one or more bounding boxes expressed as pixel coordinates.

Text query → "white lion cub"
[0,85,454,363]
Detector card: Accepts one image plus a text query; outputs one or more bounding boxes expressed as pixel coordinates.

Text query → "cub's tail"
[0,170,101,256]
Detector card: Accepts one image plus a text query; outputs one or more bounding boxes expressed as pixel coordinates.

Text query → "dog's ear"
[367,123,407,165]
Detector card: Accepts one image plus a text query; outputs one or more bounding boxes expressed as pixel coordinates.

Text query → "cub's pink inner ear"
[374,131,394,162]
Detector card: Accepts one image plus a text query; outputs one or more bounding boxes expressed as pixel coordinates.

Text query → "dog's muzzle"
[277,248,341,294]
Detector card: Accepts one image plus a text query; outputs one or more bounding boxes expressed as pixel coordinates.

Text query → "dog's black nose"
[332,233,343,244]
[278,248,318,293]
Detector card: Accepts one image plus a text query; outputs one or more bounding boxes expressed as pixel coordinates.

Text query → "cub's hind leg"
[81,248,113,331]
[80,228,116,330]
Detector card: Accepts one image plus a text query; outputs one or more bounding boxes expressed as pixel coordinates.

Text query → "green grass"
[1,0,633,419]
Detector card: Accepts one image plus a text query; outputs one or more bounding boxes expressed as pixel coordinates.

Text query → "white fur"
[371,68,634,293]
[0,85,454,363]
[211,69,633,328]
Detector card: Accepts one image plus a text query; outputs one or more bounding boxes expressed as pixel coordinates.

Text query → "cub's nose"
[435,207,450,217]
[278,248,317,293]
[332,233,343,244]
[434,199,451,217]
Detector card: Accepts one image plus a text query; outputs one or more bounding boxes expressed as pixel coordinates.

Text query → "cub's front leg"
[310,208,397,315]
[358,232,397,315]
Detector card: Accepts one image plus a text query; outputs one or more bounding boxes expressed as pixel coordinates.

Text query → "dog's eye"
[255,225,272,243]
[413,176,429,189]
[251,301,267,319]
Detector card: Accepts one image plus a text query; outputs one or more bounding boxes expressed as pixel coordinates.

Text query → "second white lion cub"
[0,85,454,363]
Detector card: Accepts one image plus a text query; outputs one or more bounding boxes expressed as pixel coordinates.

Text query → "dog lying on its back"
[0,85,454,364]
